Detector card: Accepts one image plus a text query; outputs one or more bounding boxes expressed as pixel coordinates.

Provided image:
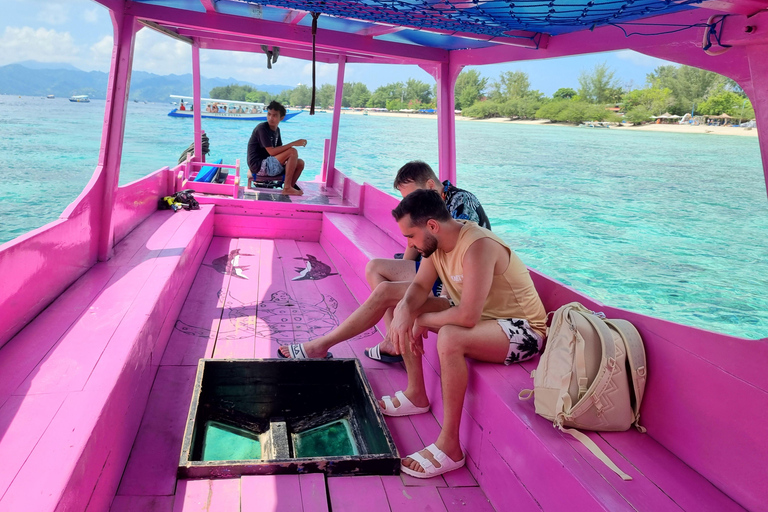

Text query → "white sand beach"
[321,109,758,137]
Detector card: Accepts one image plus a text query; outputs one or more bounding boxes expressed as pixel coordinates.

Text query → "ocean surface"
[1,94,767,339]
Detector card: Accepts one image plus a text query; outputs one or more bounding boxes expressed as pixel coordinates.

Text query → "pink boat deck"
[0,178,765,511]
[112,235,492,512]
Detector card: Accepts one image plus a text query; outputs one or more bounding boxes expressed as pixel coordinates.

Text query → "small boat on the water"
[69,95,90,103]
[46,94,54,99]
[168,95,302,122]
[579,121,611,128]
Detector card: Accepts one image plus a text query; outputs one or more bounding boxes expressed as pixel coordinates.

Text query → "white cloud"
[37,3,70,25]
[0,26,81,66]
[132,29,192,75]
[83,7,100,23]
[614,50,668,68]
[89,35,113,70]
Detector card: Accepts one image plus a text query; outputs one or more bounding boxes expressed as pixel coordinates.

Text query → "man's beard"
[417,233,438,258]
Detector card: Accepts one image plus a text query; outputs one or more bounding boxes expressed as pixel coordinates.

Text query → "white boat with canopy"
[168,94,302,121]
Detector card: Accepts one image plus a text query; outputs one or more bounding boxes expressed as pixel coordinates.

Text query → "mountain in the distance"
[0,61,294,102]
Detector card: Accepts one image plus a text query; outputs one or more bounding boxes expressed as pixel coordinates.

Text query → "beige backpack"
[520,302,647,480]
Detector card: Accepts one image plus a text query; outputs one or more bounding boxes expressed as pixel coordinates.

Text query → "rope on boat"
[178,132,210,164]
[310,12,321,115]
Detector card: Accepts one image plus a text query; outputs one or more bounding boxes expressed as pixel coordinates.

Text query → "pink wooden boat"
[0,1,766,511]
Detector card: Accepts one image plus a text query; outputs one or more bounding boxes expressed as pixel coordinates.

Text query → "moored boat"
[0,0,766,511]
[69,94,90,102]
[168,95,302,121]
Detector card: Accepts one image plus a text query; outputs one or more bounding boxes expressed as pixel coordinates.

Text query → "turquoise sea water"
[1,94,767,339]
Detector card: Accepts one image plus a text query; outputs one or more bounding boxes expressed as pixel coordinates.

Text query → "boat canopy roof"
[170,95,265,106]
[114,0,760,67]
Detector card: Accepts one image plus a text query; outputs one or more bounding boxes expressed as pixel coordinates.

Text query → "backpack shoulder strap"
[604,319,647,431]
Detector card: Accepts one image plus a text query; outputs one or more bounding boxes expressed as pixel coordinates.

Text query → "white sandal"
[276,343,332,359]
[401,443,466,479]
[365,342,403,363]
[380,390,429,417]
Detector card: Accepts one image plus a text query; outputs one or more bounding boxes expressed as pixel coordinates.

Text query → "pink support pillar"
[425,61,463,184]
[746,44,768,199]
[192,43,203,163]
[326,56,346,185]
[97,12,139,262]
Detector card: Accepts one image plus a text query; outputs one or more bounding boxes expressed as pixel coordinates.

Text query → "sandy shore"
[316,109,758,137]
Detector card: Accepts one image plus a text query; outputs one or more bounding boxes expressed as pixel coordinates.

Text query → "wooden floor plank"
[252,239,291,358]
[161,237,237,366]
[438,487,496,512]
[299,473,329,512]
[110,495,175,512]
[206,478,241,512]
[381,476,448,512]
[116,366,198,497]
[212,238,261,359]
[328,476,390,512]
[241,475,303,511]
[171,480,210,512]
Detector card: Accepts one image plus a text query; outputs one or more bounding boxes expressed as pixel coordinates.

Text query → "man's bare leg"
[292,159,305,187]
[277,282,450,358]
[364,258,418,356]
[275,148,303,195]
[399,321,510,475]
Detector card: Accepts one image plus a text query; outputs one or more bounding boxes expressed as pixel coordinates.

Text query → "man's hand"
[410,319,427,356]
[390,303,415,356]
[295,139,307,147]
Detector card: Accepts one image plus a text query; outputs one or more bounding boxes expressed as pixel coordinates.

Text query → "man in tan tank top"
[383,189,547,479]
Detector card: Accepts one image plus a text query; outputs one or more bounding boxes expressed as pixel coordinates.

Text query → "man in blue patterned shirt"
[364,161,490,363]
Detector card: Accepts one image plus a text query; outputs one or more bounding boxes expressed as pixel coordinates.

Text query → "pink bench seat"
[0,206,214,512]
[319,210,751,511]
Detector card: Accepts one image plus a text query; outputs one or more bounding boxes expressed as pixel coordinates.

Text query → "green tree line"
[458,63,755,125]
[208,63,755,125]
[209,78,436,110]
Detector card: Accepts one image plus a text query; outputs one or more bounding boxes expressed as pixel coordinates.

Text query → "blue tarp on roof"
[134,0,702,46]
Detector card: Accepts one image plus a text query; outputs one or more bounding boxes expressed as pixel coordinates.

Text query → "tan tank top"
[430,221,547,337]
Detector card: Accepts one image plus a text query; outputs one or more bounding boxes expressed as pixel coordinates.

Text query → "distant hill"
[0,62,293,102]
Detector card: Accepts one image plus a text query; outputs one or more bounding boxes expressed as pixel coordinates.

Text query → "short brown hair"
[267,100,286,118]
[393,161,439,190]
[392,189,450,227]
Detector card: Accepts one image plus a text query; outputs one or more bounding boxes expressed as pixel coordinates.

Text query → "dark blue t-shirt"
[247,122,282,172]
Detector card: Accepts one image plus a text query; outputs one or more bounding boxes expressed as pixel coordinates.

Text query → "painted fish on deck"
[204,249,254,279]
[293,254,338,281]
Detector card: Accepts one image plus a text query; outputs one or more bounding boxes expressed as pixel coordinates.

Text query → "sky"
[2,0,679,95]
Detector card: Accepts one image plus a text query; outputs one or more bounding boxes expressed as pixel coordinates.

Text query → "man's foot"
[365,340,403,363]
[378,390,429,416]
[277,341,328,358]
[401,442,465,479]
[282,186,303,196]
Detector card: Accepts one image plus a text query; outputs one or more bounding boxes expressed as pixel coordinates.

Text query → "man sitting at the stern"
[246,100,306,196]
